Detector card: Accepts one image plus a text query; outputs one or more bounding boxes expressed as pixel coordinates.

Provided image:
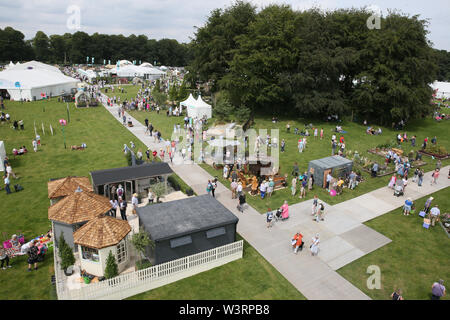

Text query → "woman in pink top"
[431,169,440,185]
[281,200,289,220]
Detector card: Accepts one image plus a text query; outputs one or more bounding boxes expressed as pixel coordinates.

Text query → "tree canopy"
[188,3,440,124]
[0,28,191,66]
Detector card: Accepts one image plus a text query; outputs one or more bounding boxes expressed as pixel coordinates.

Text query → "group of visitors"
[291,232,320,256]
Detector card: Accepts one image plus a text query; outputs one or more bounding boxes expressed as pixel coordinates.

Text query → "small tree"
[104,250,119,279]
[131,227,153,260]
[58,232,75,270]
[152,182,166,202]
[214,97,234,121]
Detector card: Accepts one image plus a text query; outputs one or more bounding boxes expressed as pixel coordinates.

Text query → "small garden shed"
[90,162,173,201]
[73,216,131,277]
[137,195,239,265]
[307,155,353,188]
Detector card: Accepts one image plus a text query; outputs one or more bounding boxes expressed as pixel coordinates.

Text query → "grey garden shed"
[90,162,173,202]
[307,155,353,188]
[137,194,239,265]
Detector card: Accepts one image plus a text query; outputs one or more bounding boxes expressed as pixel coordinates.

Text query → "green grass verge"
[338,187,450,300]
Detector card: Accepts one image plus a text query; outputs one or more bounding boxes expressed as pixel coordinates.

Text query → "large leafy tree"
[188,0,257,92]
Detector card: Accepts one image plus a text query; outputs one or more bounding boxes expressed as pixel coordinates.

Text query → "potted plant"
[58,232,75,276]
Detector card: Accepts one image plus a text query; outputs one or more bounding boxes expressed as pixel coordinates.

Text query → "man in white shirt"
[4,175,11,194]
[326,173,332,191]
[237,182,243,196]
[430,205,440,227]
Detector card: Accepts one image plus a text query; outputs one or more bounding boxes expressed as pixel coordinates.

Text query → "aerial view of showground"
[0,0,449,308]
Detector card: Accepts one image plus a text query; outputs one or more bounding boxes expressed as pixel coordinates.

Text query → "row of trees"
[0,27,192,66]
[187,1,441,124]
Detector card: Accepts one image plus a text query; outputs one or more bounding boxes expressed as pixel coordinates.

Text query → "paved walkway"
[100,95,450,299]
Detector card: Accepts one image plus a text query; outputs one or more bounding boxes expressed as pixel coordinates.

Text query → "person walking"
[109,199,118,218]
[281,139,285,152]
[27,240,39,271]
[320,128,324,140]
[131,193,139,215]
[237,192,246,213]
[211,179,217,198]
[292,232,304,254]
[118,197,127,221]
[266,208,274,228]
[267,178,274,198]
[310,234,320,256]
[3,175,11,194]
[291,177,297,196]
[418,168,424,187]
[259,180,267,199]
[281,200,289,220]
[206,180,212,196]
[391,289,404,300]
[32,139,38,152]
[231,180,238,199]
[431,280,446,300]
[312,195,319,216]
[431,169,440,185]
[147,189,154,204]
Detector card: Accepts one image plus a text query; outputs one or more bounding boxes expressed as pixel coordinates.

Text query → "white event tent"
[188,95,212,119]
[430,81,450,99]
[0,141,6,171]
[0,61,79,101]
[180,93,197,109]
[108,64,165,80]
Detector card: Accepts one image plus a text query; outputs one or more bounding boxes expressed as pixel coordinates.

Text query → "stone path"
[100,95,449,299]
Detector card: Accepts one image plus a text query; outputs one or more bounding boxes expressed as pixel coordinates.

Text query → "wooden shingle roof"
[48,188,111,224]
[48,176,93,199]
[73,216,131,249]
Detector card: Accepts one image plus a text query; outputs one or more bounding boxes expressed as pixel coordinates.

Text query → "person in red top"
[292,232,304,254]
[339,136,344,144]
[152,150,157,162]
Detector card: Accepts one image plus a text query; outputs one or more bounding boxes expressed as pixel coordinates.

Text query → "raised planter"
[418,150,450,160]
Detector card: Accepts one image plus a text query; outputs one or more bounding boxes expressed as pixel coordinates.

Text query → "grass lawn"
[0,98,305,300]
[338,187,450,300]
[128,234,305,300]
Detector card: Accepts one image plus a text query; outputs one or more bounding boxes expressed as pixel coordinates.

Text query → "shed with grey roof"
[307,155,353,188]
[90,162,173,202]
[137,194,239,265]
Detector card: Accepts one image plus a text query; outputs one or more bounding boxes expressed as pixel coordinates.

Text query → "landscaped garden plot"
[338,188,450,300]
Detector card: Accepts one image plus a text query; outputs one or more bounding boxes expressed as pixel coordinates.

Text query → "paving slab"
[326,248,366,271]
[340,225,392,254]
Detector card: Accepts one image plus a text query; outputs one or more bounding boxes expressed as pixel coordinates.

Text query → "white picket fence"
[55,240,243,300]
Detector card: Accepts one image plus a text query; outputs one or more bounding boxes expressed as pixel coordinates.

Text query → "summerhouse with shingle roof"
[73,216,131,277]
[47,176,93,205]
[49,187,111,250]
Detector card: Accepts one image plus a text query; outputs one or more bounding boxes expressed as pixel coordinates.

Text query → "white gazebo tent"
[180,93,197,110]
[430,81,450,99]
[0,141,6,172]
[187,95,212,119]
